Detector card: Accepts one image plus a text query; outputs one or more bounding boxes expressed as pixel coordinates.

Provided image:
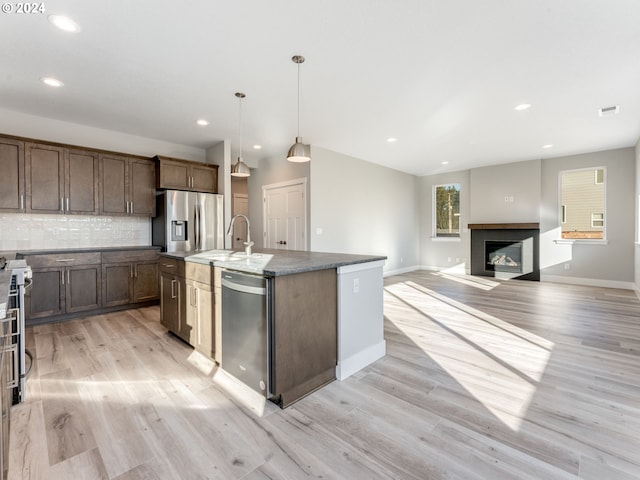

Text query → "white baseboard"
[541,274,636,291]
[336,340,386,381]
[383,265,420,277]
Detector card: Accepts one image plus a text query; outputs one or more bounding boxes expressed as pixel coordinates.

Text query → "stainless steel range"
[4,259,32,404]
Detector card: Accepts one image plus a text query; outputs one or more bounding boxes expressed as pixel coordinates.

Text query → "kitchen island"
[160,248,386,407]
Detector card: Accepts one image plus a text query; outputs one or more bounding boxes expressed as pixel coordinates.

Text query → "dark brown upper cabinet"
[25,142,65,214]
[155,155,218,193]
[0,137,25,212]
[100,154,156,216]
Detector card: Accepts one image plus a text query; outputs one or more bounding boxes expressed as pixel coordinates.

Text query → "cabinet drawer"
[159,257,185,276]
[23,252,101,268]
[102,249,159,264]
[185,262,212,286]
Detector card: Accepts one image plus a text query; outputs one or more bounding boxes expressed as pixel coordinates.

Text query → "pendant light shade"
[231,92,251,177]
[287,55,310,163]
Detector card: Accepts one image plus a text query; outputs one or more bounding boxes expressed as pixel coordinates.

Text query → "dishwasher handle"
[221,277,266,296]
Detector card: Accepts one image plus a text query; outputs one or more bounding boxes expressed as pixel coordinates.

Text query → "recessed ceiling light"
[48,15,81,33]
[252,144,262,150]
[514,103,532,111]
[542,144,553,149]
[441,161,449,165]
[41,77,64,88]
[196,119,209,126]
[386,137,397,143]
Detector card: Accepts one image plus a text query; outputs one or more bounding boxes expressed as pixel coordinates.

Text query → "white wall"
[310,146,417,274]
[0,107,205,161]
[540,148,635,286]
[417,170,470,271]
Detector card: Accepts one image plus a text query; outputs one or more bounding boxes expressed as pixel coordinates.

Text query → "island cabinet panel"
[25,142,65,213]
[271,268,337,408]
[0,138,25,211]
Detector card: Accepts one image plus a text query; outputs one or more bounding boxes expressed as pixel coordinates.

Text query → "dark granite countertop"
[16,246,161,256]
[160,248,386,277]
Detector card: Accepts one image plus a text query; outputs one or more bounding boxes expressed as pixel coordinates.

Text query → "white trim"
[383,265,420,277]
[554,239,609,245]
[430,237,462,242]
[337,260,385,274]
[336,340,386,381]
[541,274,636,290]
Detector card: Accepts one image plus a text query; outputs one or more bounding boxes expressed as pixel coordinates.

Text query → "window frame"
[558,166,607,243]
[432,183,461,240]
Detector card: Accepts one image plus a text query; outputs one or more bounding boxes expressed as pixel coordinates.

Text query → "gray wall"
[310,147,418,274]
[469,159,541,223]
[417,170,471,270]
[635,138,640,291]
[540,148,635,284]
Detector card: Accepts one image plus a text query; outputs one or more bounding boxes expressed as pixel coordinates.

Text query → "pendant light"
[231,92,251,177]
[287,55,311,162]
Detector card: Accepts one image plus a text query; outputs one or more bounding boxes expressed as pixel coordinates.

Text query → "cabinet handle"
[60,197,64,212]
[163,264,175,268]
[61,270,64,285]
[66,197,69,211]
[171,279,177,299]
[20,194,24,210]
[134,264,138,278]
[130,201,134,214]
[67,270,70,284]
[56,258,75,262]
[130,265,134,278]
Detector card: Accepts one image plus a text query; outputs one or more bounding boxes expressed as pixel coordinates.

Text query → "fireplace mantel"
[468,223,539,230]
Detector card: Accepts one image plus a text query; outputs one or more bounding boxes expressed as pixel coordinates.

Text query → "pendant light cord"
[238,94,243,157]
[297,61,301,138]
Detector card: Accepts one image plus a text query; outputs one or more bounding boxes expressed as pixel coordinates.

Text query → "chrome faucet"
[226,214,254,256]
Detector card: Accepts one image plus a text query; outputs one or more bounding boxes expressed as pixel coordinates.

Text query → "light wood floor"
[9,272,640,479]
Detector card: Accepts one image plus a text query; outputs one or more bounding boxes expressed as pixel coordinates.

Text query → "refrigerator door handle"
[194,203,200,250]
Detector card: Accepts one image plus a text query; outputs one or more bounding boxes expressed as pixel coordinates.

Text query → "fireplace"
[485,241,523,273]
[469,223,540,281]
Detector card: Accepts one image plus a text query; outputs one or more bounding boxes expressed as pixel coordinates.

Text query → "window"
[434,183,460,237]
[560,167,605,240]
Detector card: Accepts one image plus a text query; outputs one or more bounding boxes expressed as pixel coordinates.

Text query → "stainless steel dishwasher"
[221,269,271,397]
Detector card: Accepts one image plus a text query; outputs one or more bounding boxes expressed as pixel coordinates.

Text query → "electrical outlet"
[564,263,571,270]
[447,257,452,262]
[353,278,360,293]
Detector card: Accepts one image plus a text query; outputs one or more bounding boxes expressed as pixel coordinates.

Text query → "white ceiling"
[2,0,640,176]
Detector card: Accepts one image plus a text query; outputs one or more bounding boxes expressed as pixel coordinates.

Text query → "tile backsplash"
[0,213,151,251]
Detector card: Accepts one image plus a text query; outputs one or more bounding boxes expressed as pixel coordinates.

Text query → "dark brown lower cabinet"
[271,268,337,408]
[21,248,159,324]
[102,250,159,308]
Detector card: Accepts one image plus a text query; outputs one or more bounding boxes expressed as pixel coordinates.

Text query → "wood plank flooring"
[9,272,640,479]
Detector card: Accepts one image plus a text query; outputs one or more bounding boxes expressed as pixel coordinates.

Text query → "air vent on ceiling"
[598,105,619,117]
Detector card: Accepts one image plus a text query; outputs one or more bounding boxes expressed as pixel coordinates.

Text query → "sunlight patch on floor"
[384,281,553,431]
[432,271,500,291]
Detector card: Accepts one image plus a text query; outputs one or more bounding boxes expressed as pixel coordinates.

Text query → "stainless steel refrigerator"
[152,190,224,252]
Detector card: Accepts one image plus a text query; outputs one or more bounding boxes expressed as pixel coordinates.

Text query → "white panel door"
[263,179,307,250]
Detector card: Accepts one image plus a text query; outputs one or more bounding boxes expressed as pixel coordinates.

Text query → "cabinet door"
[102,263,133,307]
[160,272,179,332]
[194,286,214,358]
[133,261,159,303]
[100,154,128,215]
[182,283,198,345]
[0,138,25,211]
[25,143,64,213]
[130,158,156,216]
[26,268,65,321]
[158,159,190,190]
[66,149,99,214]
[66,265,101,313]
[191,164,218,193]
